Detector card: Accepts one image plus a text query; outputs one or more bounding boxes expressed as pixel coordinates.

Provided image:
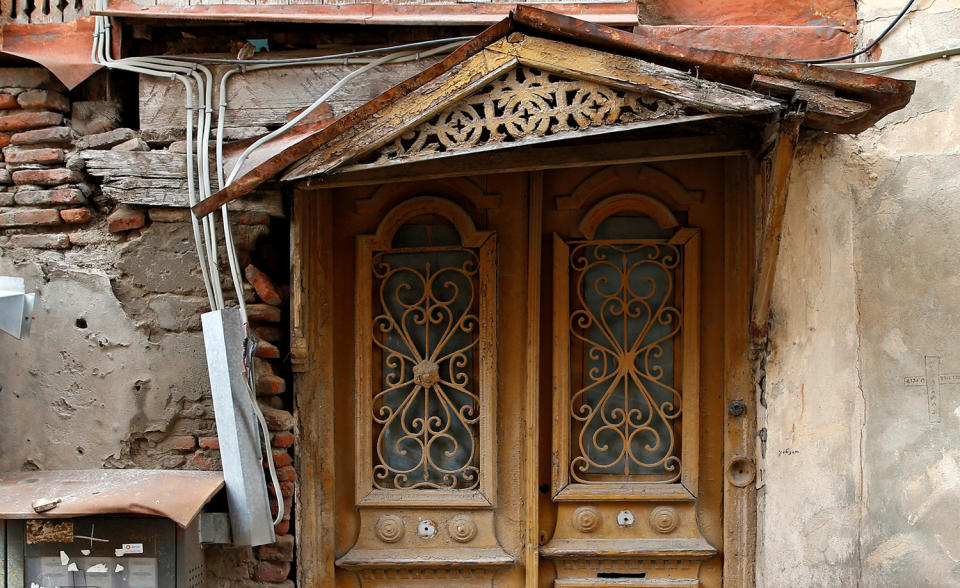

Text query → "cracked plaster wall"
[758,0,960,584]
[0,219,216,472]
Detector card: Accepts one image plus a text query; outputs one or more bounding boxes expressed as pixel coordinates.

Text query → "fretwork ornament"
[371,66,691,165]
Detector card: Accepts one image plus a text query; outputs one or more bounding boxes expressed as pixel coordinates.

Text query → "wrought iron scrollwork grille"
[370,246,481,490]
[567,240,683,483]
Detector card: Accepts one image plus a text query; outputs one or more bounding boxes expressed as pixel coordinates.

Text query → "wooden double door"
[295,156,754,587]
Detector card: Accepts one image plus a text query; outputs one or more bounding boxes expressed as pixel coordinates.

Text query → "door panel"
[313,160,735,587]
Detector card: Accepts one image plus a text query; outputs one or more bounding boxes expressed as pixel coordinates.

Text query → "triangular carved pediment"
[353,65,705,169]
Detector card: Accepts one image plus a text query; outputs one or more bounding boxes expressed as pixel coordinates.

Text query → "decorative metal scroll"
[371,66,686,165]
[371,246,481,490]
[568,241,683,483]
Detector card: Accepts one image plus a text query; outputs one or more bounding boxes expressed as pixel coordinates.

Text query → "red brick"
[271,432,294,448]
[268,494,293,519]
[0,94,17,110]
[60,208,91,224]
[247,303,282,323]
[256,534,294,562]
[0,207,60,227]
[256,340,280,359]
[0,111,63,132]
[252,325,282,343]
[191,450,221,471]
[234,211,270,226]
[254,560,290,583]
[0,134,10,148]
[15,188,86,206]
[259,405,294,431]
[198,436,220,450]
[107,205,146,232]
[11,168,82,186]
[162,435,197,451]
[273,518,290,535]
[11,126,73,146]
[245,264,283,306]
[265,450,292,469]
[17,90,70,113]
[275,465,296,483]
[256,374,286,397]
[4,147,64,165]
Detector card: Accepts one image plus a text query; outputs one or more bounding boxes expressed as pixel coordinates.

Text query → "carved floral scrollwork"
[372,66,686,165]
[375,514,406,543]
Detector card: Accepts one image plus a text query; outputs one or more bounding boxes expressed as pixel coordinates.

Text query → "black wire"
[795,0,915,64]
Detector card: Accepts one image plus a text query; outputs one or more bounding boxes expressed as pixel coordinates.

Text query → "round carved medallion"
[447,514,478,543]
[413,360,440,388]
[649,506,680,534]
[572,506,602,533]
[375,514,405,543]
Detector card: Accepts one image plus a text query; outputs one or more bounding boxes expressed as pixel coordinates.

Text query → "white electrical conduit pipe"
[92,6,286,523]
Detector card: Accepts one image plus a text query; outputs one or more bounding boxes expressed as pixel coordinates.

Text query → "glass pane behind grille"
[568,217,683,483]
[370,224,480,490]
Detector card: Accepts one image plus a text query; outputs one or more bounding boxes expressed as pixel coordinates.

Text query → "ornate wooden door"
[296,157,751,587]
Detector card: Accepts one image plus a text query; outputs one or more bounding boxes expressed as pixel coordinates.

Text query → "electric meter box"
[1,516,205,588]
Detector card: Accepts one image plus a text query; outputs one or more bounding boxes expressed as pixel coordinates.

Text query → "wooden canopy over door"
[291,151,754,586]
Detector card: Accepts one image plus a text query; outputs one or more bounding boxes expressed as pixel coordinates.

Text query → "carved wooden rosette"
[543,187,715,585]
[340,196,511,585]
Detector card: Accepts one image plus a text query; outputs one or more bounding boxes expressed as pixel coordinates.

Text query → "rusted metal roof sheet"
[94,1,639,26]
[0,18,103,90]
[191,6,915,218]
[0,470,225,527]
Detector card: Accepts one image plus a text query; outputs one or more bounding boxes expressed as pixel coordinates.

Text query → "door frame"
[290,142,759,587]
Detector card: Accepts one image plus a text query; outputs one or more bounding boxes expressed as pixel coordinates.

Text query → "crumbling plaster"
[757,0,960,584]
[0,227,211,472]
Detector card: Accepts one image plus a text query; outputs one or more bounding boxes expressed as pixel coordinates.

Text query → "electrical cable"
[796,0,915,64]
[818,45,960,72]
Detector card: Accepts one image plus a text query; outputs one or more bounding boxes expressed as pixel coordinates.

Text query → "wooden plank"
[293,189,337,586]
[723,155,757,586]
[750,115,801,340]
[523,171,542,588]
[283,49,518,181]
[139,58,443,132]
[487,35,782,115]
[308,134,754,189]
[751,74,871,127]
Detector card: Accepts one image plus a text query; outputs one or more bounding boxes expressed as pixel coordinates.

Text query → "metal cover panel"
[0,470,224,527]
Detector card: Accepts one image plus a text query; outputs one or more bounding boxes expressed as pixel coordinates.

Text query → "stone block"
[60,208,92,224]
[107,205,146,232]
[147,207,190,223]
[15,188,86,206]
[17,90,70,113]
[4,147,65,165]
[0,192,12,206]
[0,207,60,227]
[12,168,83,186]
[79,127,136,150]
[0,111,63,133]
[11,126,73,146]
[8,233,69,249]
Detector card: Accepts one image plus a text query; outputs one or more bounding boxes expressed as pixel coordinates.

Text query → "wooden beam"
[723,154,758,585]
[293,189,337,586]
[750,114,802,341]
[523,171,542,588]
[306,134,754,188]
[487,35,782,115]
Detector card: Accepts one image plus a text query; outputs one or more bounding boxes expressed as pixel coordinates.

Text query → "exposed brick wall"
[0,66,296,587]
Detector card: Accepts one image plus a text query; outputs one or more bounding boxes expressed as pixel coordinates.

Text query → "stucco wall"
[758,0,960,584]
